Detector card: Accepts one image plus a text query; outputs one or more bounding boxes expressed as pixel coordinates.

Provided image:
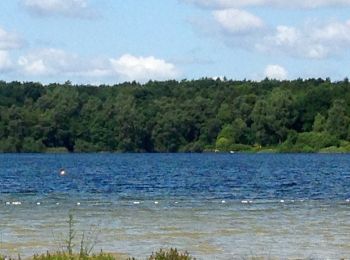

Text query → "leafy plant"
[148,248,195,260]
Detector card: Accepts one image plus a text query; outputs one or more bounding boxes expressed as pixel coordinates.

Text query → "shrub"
[339,140,350,152]
[229,144,253,152]
[181,141,204,153]
[215,137,232,151]
[148,248,195,260]
[280,131,339,152]
[295,132,338,150]
[45,147,69,153]
[74,140,100,153]
[0,137,20,152]
[22,137,45,152]
[319,146,348,153]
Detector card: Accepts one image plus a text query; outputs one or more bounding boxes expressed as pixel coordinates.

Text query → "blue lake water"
[1,153,350,259]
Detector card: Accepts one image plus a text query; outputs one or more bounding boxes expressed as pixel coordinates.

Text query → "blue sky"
[1,0,350,84]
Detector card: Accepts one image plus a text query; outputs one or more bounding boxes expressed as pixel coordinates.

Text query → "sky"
[1,0,350,84]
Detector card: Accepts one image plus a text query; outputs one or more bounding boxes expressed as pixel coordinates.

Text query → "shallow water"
[1,154,350,259]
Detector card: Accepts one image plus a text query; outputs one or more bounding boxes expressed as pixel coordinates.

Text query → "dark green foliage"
[0,78,350,153]
[148,248,195,260]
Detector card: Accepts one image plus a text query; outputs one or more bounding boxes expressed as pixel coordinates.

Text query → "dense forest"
[1,78,350,153]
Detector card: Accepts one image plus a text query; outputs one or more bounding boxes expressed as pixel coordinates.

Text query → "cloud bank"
[21,0,98,18]
[185,0,350,9]
[259,20,350,59]
[16,48,179,82]
[0,51,13,72]
[0,26,24,50]
[191,5,350,59]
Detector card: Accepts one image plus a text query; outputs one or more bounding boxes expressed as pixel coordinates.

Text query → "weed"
[147,248,195,260]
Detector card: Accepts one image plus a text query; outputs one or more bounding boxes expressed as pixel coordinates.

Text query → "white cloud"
[18,48,81,75]
[16,49,179,82]
[21,0,97,18]
[185,0,350,8]
[0,51,13,71]
[258,20,350,59]
[0,26,23,50]
[18,48,115,78]
[213,9,264,34]
[110,54,179,82]
[264,64,288,80]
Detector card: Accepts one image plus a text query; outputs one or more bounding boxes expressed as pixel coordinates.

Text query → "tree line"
[0,78,350,153]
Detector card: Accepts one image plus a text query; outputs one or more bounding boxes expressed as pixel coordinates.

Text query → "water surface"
[1,154,350,259]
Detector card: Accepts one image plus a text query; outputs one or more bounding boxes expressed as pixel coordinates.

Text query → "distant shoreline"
[1,148,350,154]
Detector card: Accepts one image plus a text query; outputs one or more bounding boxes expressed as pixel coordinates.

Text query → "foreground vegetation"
[0,249,194,260]
[32,249,194,260]
[1,78,350,153]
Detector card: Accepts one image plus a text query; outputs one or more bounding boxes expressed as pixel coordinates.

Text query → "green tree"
[313,113,326,132]
[326,99,349,139]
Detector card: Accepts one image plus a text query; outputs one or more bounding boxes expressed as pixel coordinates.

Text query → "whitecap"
[154,201,159,204]
[241,200,249,204]
[280,200,285,203]
[36,202,41,205]
[12,201,21,205]
[77,202,81,206]
[221,200,226,204]
[133,201,140,205]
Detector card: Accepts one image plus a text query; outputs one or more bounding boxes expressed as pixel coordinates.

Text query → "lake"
[1,153,350,259]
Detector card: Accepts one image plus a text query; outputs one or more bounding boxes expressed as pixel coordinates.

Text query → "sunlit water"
[1,154,350,259]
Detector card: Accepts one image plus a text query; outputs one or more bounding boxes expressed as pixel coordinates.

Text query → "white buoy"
[56,202,60,205]
[280,200,285,203]
[221,200,226,204]
[59,169,66,176]
[77,202,81,206]
[36,202,41,205]
[133,201,140,205]
[154,201,159,204]
[175,201,178,204]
